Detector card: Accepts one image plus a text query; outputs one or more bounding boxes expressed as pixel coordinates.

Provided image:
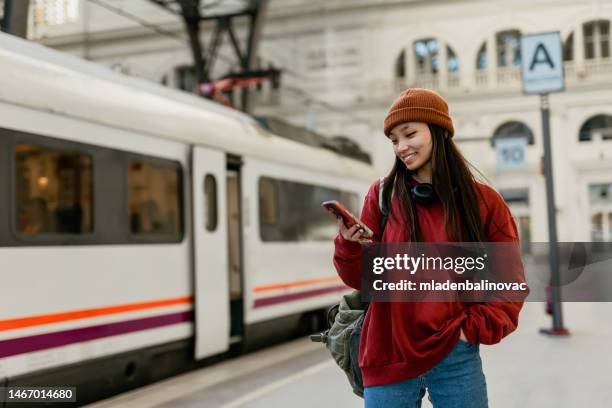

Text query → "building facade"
[28,0,612,243]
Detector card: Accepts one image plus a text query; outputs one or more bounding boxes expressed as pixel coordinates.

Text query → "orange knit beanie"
[383,88,454,137]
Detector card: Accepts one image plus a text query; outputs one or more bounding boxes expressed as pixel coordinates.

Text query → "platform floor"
[87,302,612,408]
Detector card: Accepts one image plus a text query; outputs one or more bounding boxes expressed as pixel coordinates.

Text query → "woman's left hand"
[459,328,468,342]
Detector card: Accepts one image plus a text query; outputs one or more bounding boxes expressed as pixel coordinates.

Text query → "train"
[0,32,376,405]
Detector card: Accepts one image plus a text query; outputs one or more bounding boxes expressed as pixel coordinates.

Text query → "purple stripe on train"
[0,286,349,358]
[253,285,349,308]
[0,311,193,358]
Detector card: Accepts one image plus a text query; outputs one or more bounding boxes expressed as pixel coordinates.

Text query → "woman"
[333,88,526,407]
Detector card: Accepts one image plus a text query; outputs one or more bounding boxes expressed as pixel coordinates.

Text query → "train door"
[226,155,244,340]
[191,146,230,359]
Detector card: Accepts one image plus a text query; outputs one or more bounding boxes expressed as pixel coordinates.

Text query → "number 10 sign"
[496,137,527,171]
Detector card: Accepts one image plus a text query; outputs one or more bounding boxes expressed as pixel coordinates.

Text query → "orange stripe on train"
[253,276,341,293]
[0,296,193,332]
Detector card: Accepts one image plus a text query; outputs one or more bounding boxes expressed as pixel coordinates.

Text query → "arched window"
[476,42,487,70]
[496,30,522,67]
[583,20,610,59]
[414,38,439,74]
[395,49,406,79]
[579,114,612,142]
[491,121,534,147]
[447,47,459,72]
[412,38,460,74]
[564,32,574,61]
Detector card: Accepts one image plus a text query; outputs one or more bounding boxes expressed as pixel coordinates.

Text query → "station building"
[28,0,612,244]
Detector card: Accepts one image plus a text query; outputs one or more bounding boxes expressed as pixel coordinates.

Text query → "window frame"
[9,130,98,245]
[491,121,535,147]
[495,29,522,67]
[204,173,218,232]
[33,0,81,28]
[125,153,185,244]
[1,127,186,247]
[0,132,11,246]
[578,114,612,142]
[258,176,279,227]
[257,175,359,243]
[476,42,487,70]
[413,37,439,74]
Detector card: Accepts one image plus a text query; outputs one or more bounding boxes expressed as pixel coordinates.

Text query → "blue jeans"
[364,340,488,408]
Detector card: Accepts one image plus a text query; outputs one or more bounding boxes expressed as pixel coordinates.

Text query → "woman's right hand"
[338,218,369,243]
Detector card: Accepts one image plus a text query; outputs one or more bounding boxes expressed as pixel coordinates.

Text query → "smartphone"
[322,200,374,238]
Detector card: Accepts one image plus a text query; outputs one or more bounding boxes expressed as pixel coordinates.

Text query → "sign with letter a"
[520,32,565,95]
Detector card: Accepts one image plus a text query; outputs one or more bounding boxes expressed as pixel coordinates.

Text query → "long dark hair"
[382,124,485,242]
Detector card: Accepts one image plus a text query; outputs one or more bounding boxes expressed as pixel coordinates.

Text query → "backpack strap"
[361,178,391,312]
[379,177,389,233]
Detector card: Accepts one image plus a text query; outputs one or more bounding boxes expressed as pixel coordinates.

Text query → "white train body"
[0,32,375,400]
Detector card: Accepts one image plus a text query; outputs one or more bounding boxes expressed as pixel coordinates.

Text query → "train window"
[259,177,278,226]
[15,144,93,235]
[258,176,360,242]
[128,160,182,236]
[204,174,217,231]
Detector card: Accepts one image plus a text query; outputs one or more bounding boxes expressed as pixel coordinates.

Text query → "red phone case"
[322,200,373,238]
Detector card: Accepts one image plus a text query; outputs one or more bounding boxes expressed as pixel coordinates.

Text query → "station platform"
[87,302,612,407]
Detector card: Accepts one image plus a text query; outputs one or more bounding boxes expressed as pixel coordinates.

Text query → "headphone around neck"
[410,182,461,205]
[410,183,438,205]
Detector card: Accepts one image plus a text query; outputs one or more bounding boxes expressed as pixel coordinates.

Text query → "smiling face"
[388,122,433,173]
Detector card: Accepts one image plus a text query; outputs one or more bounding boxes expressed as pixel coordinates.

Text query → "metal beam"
[225,17,244,65]
[240,0,268,112]
[205,17,225,75]
[178,0,208,83]
[149,0,274,113]
[150,0,183,15]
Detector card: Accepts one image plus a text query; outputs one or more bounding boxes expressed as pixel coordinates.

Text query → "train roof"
[0,32,375,179]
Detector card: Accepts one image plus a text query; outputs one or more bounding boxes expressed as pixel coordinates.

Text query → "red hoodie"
[333,179,526,387]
